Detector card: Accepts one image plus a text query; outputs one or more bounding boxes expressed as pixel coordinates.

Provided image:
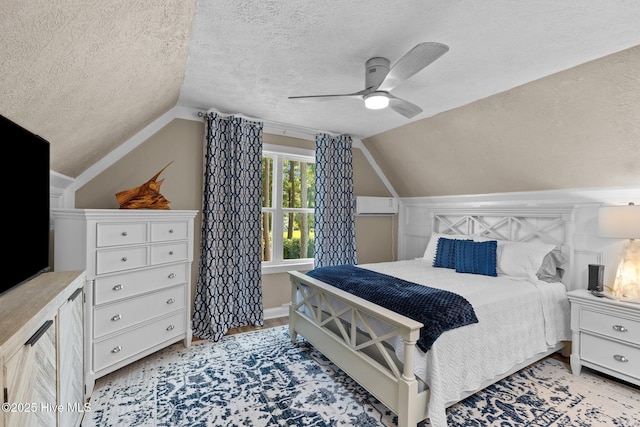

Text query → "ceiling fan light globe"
[364,92,389,110]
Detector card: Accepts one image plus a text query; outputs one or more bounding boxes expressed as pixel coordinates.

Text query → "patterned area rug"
[82,326,640,426]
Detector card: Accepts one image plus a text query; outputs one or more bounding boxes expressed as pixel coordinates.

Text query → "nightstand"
[567,289,639,386]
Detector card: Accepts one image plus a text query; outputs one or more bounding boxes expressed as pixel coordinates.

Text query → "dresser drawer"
[581,308,640,344]
[96,246,148,274]
[151,242,188,265]
[93,285,186,338]
[581,333,639,380]
[93,311,185,372]
[96,222,148,247]
[93,264,187,305]
[151,221,189,242]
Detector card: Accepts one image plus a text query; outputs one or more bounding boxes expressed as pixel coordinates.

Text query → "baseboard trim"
[264,304,289,320]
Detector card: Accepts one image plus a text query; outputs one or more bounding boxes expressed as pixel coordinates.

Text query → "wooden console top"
[0,270,84,350]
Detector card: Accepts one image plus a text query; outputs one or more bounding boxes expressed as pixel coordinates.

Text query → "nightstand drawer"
[151,242,188,265]
[151,221,189,242]
[581,308,640,344]
[93,264,187,305]
[93,311,185,372]
[96,246,148,274]
[581,333,639,380]
[93,285,186,338]
[96,222,148,247]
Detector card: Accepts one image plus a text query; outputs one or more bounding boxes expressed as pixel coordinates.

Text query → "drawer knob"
[169,251,174,255]
[613,325,628,332]
[167,298,175,304]
[121,231,128,236]
[111,346,122,354]
[169,229,174,233]
[113,284,124,291]
[166,325,175,331]
[168,273,176,279]
[111,314,122,321]
[613,354,629,363]
[121,257,127,262]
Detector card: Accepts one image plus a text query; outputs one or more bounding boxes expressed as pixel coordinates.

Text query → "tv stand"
[0,270,85,427]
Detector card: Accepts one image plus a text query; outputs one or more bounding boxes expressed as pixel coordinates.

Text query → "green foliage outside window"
[283,237,315,259]
[261,157,315,262]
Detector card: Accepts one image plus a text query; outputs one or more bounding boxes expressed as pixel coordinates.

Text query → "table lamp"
[598,202,640,301]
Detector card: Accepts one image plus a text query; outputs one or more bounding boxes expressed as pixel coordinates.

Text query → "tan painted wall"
[364,45,640,197]
[353,149,397,263]
[75,119,394,311]
[76,119,205,211]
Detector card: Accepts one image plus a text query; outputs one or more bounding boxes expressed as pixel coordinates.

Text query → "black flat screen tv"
[2,114,51,295]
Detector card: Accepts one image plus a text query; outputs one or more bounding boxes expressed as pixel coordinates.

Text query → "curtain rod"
[196,109,346,139]
[197,109,284,126]
[197,110,261,122]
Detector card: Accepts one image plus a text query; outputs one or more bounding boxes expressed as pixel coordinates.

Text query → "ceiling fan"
[288,42,449,119]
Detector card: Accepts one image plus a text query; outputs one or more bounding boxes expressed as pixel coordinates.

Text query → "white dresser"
[567,289,639,386]
[52,209,198,397]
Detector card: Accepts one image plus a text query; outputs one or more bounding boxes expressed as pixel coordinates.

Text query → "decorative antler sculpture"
[116,161,173,209]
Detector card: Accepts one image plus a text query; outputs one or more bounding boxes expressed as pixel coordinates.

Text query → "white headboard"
[429,205,576,287]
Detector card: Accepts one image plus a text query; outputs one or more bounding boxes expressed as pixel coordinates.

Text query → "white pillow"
[496,241,556,278]
[423,232,473,265]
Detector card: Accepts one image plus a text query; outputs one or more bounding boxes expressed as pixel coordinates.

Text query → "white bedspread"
[358,259,571,427]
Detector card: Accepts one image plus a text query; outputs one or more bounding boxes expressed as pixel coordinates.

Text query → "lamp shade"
[598,204,640,239]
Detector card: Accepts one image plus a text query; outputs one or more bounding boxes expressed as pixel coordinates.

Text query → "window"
[261,144,315,273]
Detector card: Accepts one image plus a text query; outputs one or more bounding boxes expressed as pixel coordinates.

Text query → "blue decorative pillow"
[455,240,498,277]
[434,238,469,269]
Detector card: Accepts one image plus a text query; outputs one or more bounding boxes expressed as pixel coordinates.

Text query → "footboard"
[289,270,428,427]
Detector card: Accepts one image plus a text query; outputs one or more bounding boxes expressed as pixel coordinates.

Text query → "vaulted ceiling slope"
[2,1,640,178]
[1,0,197,178]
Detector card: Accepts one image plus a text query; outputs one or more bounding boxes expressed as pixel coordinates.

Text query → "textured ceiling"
[2,0,640,178]
[179,0,640,138]
[1,0,197,177]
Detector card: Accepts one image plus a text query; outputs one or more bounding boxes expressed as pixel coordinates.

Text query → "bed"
[288,206,575,427]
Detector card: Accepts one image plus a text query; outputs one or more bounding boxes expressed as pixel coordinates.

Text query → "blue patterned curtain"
[192,112,264,341]
[314,133,357,267]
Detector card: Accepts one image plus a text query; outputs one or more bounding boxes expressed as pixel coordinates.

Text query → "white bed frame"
[289,205,576,427]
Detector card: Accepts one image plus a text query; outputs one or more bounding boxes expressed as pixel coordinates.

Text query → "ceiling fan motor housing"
[365,57,390,90]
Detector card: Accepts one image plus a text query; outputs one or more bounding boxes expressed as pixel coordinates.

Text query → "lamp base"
[608,239,640,301]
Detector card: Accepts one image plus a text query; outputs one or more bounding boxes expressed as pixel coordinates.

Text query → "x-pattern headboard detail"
[430,205,577,285]
[435,214,568,246]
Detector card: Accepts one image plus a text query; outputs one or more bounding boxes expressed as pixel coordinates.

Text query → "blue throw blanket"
[306,265,478,352]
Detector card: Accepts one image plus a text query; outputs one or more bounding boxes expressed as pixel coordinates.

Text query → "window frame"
[261,144,315,274]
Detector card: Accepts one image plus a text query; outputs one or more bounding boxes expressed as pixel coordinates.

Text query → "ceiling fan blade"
[288,90,366,102]
[388,94,423,119]
[378,42,449,91]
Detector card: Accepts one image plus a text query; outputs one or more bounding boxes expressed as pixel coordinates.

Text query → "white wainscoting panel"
[398,187,639,292]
